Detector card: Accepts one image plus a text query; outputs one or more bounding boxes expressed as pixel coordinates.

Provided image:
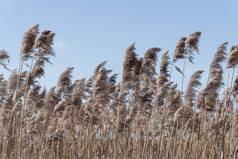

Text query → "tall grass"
[0,25,238,159]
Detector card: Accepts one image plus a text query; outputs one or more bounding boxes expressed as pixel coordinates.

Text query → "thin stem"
[181,58,186,98]
[169,60,174,82]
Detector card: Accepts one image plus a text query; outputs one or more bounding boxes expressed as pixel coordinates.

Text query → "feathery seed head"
[173,37,187,62]
[21,24,39,60]
[227,45,238,68]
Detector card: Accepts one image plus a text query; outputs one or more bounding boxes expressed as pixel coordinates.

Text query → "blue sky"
[0,0,237,88]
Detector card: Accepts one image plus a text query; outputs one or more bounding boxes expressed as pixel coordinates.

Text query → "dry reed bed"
[0,25,237,159]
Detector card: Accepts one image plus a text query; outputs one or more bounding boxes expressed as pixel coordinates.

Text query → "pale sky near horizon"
[0,0,237,89]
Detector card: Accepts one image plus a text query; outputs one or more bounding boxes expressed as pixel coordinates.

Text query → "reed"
[0,25,238,159]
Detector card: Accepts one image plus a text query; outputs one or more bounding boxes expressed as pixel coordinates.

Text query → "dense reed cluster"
[1,25,238,159]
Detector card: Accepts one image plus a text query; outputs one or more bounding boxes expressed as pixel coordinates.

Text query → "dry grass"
[0,25,238,159]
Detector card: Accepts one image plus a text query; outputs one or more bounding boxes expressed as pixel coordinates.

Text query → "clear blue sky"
[0,0,237,88]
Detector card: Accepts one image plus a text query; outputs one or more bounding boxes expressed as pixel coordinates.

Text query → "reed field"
[1,24,238,159]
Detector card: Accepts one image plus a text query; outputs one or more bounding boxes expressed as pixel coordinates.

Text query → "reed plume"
[155,50,170,107]
[160,50,170,76]
[173,37,187,63]
[210,42,228,77]
[169,90,181,116]
[57,67,74,98]
[186,31,201,63]
[0,50,10,71]
[34,30,55,56]
[197,69,223,111]
[93,67,110,106]
[141,47,161,78]
[185,70,203,108]
[58,67,74,89]
[228,45,238,68]
[21,24,39,61]
[122,43,138,90]
[71,79,87,107]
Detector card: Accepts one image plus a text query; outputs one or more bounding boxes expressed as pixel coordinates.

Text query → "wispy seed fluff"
[173,37,187,62]
[186,31,202,63]
[197,69,223,112]
[122,43,138,89]
[186,31,201,53]
[34,30,56,56]
[210,42,228,77]
[0,50,10,71]
[160,50,170,75]
[0,50,10,62]
[57,67,74,89]
[21,24,39,60]
[141,47,161,77]
[227,45,238,68]
[184,70,203,108]
[155,50,170,107]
